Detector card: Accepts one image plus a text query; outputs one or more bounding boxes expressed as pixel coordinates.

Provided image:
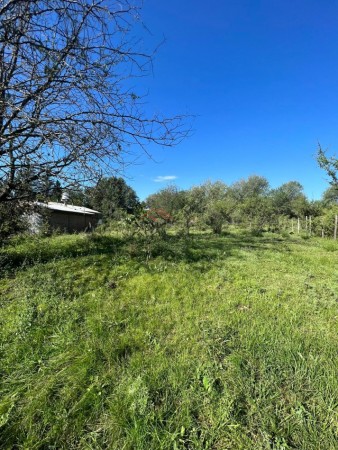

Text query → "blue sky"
[123,0,338,200]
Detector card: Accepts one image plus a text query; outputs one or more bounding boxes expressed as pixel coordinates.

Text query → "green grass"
[0,231,338,449]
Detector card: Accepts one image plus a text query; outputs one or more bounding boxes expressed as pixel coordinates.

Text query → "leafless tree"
[0,0,188,203]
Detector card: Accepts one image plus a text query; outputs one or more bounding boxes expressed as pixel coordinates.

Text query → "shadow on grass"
[0,233,126,274]
[0,230,291,275]
[128,231,290,265]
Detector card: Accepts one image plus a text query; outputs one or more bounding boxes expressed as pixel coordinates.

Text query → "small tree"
[178,186,206,235]
[202,181,233,234]
[204,200,230,234]
[146,185,185,219]
[228,176,271,230]
[124,207,172,260]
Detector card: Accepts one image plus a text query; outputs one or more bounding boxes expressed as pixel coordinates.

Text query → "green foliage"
[195,181,230,234]
[1,172,335,242]
[177,185,207,234]
[33,177,63,202]
[270,181,309,218]
[227,176,272,230]
[146,185,185,218]
[322,185,338,206]
[317,145,338,185]
[230,175,270,201]
[144,176,331,236]
[0,202,28,243]
[204,200,229,234]
[122,207,173,260]
[86,177,140,221]
[125,208,172,238]
[314,206,338,238]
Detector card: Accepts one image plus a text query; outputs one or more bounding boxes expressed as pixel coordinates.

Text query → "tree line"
[2,173,338,240]
[144,176,338,238]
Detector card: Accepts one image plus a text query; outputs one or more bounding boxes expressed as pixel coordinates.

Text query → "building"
[29,202,101,233]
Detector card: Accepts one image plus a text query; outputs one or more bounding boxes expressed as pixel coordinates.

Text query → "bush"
[0,202,28,243]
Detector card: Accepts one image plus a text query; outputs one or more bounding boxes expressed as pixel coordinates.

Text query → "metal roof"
[36,202,100,215]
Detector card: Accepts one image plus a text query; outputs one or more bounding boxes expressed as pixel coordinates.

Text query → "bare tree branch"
[0,0,190,202]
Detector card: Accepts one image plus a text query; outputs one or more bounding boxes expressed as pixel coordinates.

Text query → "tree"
[0,201,28,241]
[317,145,338,186]
[204,199,231,234]
[31,175,63,202]
[230,175,270,202]
[228,176,271,229]
[322,185,338,206]
[0,1,188,204]
[146,185,185,219]
[200,181,233,234]
[178,181,234,235]
[270,181,309,218]
[178,186,206,235]
[87,176,139,220]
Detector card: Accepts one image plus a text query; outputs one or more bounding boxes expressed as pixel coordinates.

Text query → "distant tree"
[178,186,206,234]
[201,181,233,234]
[178,181,234,234]
[228,176,271,229]
[230,175,270,202]
[204,199,232,234]
[87,177,139,220]
[0,0,189,204]
[270,181,309,218]
[322,185,338,206]
[146,185,185,219]
[134,207,172,238]
[48,181,63,202]
[65,188,88,206]
[32,176,63,202]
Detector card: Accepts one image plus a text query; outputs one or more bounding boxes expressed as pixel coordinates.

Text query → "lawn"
[0,231,337,449]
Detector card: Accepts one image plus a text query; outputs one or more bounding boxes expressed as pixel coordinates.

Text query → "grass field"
[0,230,337,449]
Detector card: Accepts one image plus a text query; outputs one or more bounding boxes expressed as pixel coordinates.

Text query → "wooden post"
[334,215,338,240]
[297,217,300,234]
[291,219,294,233]
[309,216,312,236]
[322,227,324,238]
[305,216,308,232]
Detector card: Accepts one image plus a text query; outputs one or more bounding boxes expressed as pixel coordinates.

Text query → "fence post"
[309,216,312,236]
[334,215,338,240]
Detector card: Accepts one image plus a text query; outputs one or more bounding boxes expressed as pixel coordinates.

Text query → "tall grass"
[0,231,337,449]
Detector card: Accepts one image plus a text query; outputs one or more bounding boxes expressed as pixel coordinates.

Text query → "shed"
[31,202,101,233]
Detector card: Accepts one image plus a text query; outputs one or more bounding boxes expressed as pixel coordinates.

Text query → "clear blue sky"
[123,0,338,201]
